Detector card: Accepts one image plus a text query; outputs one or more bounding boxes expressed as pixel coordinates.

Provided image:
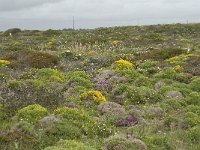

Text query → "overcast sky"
[0,0,199,31]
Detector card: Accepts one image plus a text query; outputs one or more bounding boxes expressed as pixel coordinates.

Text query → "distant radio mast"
[73,16,75,30]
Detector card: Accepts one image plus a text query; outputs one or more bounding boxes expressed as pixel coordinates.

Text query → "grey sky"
[0,0,199,31]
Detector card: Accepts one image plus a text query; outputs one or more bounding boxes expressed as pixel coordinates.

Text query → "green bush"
[161,99,183,112]
[186,105,200,115]
[13,120,35,133]
[116,69,141,82]
[65,71,92,88]
[1,78,65,115]
[137,60,159,76]
[44,146,66,150]
[184,112,200,128]
[190,77,200,92]
[17,104,48,123]
[26,51,59,68]
[57,139,96,150]
[3,50,59,69]
[34,68,65,83]
[54,107,111,138]
[135,48,187,61]
[134,75,151,87]
[185,92,200,105]
[164,115,179,128]
[42,120,83,141]
[144,134,173,150]
[44,139,96,150]
[104,137,137,150]
[186,126,200,144]
[43,29,62,36]
[7,80,23,89]
[3,28,22,36]
[154,67,189,83]
[112,84,160,105]
[177,126,200,145]
[0,104,6,119]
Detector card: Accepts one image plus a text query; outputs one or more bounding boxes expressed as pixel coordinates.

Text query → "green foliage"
[54,107,88,121]
[42,119,83,141]
[3,50,59,69]
[186,105,200,116]
[190,77,200,92]
[137,60,159,76]
[1,23,200,150]
[65,71,92,88]
[164,115,179,128]
[14,120,35,133]
[54,107,111,138]
[105,137,137,150]
[44,139,96,150]
[116,69,141,82]
[43,29,62,36]
[136,48,187,61]
[154,67,189,83]
[161,99,183,112]
[112,84,160,105]
[26,51,59,68]
[7,80,23,89]
[20,68,65,83]
[144,134,173,150]
[17,104,48,123]
[59,50,82,60]
[185,92,200,105]
[3,28,22,36]
[177,126,200,145]
[166,54,199,65]
[34,68,65,82]
[184,112,200,128]
[0,104,6,120]
[44,146,66,150]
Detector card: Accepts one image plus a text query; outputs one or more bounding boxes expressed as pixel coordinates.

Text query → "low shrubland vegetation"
[0,23,200,150]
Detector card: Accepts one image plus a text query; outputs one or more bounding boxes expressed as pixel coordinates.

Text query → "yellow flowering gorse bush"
[114,59,134,70]
[111,40,123,45]
[0,59,10,66]
[166,54,199,65]
[80,90,106,104]
[174,65,184,72]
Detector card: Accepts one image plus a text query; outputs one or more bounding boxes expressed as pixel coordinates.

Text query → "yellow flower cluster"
[114,59,134,70]
[80,90,106,104]
[166,54,199,65]
[47,38,56,45]
[0,59,10,67]
[174,65,184,72]
[111,40,123,45]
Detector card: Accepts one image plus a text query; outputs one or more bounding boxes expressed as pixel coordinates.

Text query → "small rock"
[39,115,60,128]
[165,91,183,100]
[148,106,165,118]
[95,70,115,80]
[154,81,166,90]
[97,102,126,116]
[131,138,147,150]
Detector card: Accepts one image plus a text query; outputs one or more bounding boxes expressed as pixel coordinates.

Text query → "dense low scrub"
[0,23,200,150]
